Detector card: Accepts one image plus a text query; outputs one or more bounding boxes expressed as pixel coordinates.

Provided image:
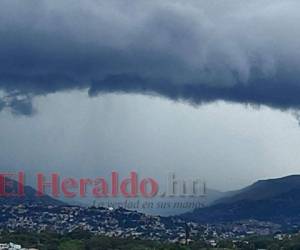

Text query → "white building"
[0,242,36,250]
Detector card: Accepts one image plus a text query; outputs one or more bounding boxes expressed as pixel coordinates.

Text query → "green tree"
[58,240,84,250]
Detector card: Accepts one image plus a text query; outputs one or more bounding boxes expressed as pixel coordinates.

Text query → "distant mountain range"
[0,178,65,206]
[181,175,300,225]
[0,177,224,215]
[141,188,225,216]
[4,174,300,227]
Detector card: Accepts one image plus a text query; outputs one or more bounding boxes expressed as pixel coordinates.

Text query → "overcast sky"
[1,0,300,192]
[1,91,300,191]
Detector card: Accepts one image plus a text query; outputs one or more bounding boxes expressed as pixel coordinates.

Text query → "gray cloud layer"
[0,0,300,114]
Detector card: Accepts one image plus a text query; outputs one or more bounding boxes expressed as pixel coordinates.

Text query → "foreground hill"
[182,175,300,225]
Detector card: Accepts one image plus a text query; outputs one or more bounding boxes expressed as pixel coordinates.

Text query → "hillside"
[182,175,300,225]
[0,178,65,206]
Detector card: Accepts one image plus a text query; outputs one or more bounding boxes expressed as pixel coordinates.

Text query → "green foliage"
[58,239,84,250]
[4,231,300,250]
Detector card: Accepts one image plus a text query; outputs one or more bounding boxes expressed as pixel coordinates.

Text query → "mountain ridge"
[0,177,66,206]
[181,175,300,225]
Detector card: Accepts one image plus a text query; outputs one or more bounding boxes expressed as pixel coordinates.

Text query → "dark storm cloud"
[0,0,300,114]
